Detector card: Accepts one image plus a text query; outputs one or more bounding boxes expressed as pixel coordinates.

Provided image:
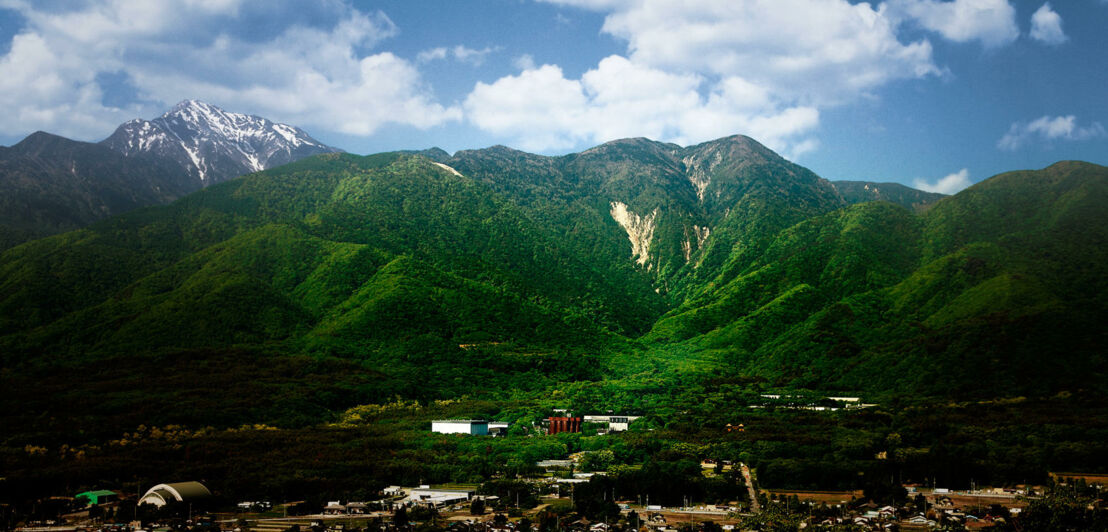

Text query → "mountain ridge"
[829,179,946,212]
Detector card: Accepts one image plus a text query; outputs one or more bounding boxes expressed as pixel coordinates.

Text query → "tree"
[579,450,615,472]
[409,505,436,523]
[738,501,802,532]
[393,507,409,528]
[117,500,137,524]
[470,498,486,516]
[1015,488,1107,531]
[626,510,640,529]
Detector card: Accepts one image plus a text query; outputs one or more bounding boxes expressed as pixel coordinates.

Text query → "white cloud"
[513,54,537,71]
[451,45,496,66]
[464,56,821,153]
[914,168,972,194]
[0,0,459,141]
[465,64,591,151]
[417,45,497,66]
[585,0,940,106]
[997,115,1106,150]
[475,0,949,154]
[1030,3,1067,45]
[416,47,449,62]
[476,0,1035,156]
[885,0,1019,48]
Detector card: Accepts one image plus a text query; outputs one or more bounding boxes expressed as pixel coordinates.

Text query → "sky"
[0,0,1105,193]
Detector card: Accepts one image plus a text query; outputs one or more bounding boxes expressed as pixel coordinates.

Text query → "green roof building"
[75,490,119,506]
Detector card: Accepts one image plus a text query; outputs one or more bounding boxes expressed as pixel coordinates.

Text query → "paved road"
[741,464,760,513]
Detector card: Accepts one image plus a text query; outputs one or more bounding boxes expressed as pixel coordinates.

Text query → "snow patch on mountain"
[101,100,339,185]
[610,201,658,267]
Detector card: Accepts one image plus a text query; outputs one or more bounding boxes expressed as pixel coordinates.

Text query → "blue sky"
[0,0,1104,193]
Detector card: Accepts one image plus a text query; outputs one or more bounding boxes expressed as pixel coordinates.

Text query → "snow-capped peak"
[101,100,339,185]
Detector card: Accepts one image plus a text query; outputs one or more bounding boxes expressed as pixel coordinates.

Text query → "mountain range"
[0,127,1105,446]
[0,101,338,250]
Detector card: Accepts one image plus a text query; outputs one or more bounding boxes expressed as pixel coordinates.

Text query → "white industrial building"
[583,414,641,432]
[537,459,574,469]
[431,420,489,435]
[408,486,475,508]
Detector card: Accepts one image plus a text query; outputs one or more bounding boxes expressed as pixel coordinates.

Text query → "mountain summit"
[100,100,340,184]
[0,101,340,249]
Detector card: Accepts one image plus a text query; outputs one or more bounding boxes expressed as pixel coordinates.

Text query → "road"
[740,463,760,513]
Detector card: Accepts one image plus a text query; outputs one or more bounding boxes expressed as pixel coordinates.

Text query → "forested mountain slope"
[655,160,1108,396]
[0,132,193,250]
[448,135,847,297]
[0,136,1104,441]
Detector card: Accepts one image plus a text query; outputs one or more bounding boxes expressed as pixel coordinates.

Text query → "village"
[7,412,1102,532]
[5,473,1085,532]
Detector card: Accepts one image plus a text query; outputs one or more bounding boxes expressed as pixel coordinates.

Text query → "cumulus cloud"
[914,168,973,194]
[465,64,592,151]
[0,0,459,140]
[886,0,1019,48]
[476,0,1036,155]
[997,115,1106,150]
[584,0,940,106]
[474,0,950,154]
[1029,3,1067,45]
[464,56,821,153]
